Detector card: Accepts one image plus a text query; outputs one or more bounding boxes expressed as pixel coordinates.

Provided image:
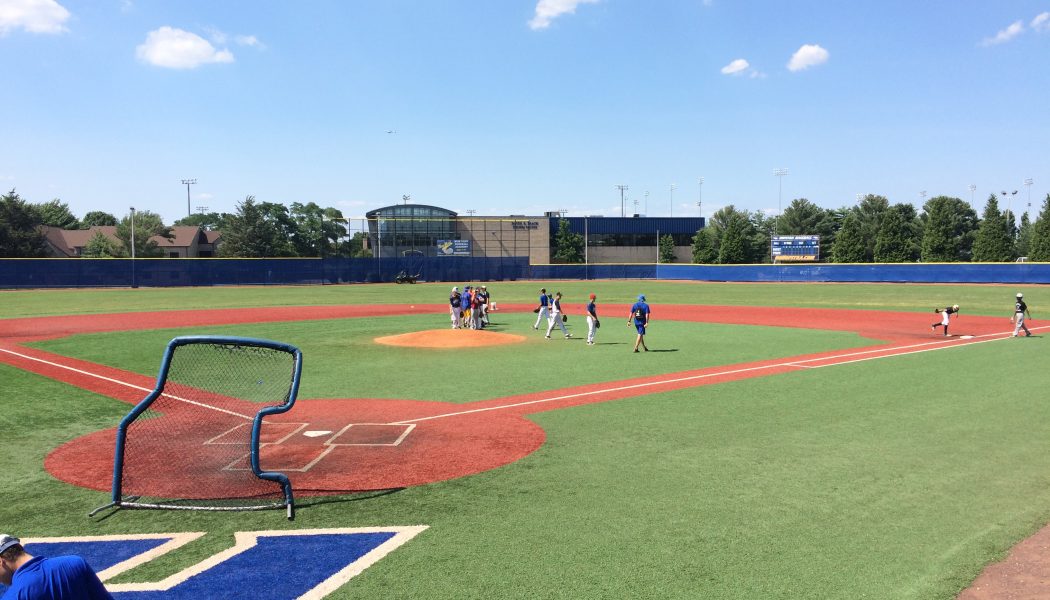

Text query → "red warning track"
[0,304,1026,494]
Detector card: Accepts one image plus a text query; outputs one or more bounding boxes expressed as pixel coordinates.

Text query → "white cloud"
[235,34,263,48]
[528,0,599,30]
[0,0,71,35]
[136,26,234,69]
[1032,12,1050,33]
[720,58,749,75]
[980,20,1024,46]
[787,43,829,72]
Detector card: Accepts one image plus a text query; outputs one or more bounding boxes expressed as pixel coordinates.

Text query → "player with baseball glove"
[930,304,960,336]
[585,293,599,345]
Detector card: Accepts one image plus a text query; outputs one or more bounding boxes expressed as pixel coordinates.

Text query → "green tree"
[778,199,838,240]
[658,234,676,263]
[707,205,761,263]
[36,199,80,229]
[831,212,866,263]
[81,211,118,227]
[873,208,910,262]
[115,210,172,258]
[220,196,296,258]
[1029,194,1050,261]
[1016,212,1032,258]
[173,211,229,230]
[971,196,1014,262]
[551,218,583,263]
[854,194,890,262]
[81,231,119,257]
[920,196,978,262]
[345,231,373,258]
[717,215,752,264]
[0,189,47,257]
[690,228,717,264]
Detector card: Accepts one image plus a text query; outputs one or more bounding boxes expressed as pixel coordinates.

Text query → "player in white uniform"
[1012,292,1032,337]
[545,292,571,339]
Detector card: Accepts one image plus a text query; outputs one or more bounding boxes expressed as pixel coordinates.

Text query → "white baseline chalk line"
[392,326,1042,425]
[0,346,253,420]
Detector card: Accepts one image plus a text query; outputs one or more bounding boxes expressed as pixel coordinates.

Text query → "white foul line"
[0,346,253,421]
[391,327,1041,425]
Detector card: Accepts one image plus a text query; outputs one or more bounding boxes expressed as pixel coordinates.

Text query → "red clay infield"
[0,304,1022,497]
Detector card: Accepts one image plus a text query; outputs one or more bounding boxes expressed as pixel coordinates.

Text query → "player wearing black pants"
[931,304,959,336]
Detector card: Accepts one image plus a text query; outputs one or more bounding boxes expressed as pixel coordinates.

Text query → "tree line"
[683,193,1050,264]
[0,191,371,258]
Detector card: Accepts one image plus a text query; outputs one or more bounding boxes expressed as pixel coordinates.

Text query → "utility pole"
[181,179,197,217]
[1025,178,1034,217]
[968,184,976,209]
[616,185,628,217]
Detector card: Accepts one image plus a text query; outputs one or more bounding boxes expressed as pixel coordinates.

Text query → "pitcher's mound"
[375,329,527,348]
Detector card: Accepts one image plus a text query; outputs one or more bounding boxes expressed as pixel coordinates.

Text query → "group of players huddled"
[449,285,492,330]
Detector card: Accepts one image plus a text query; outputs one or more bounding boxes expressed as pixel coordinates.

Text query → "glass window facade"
[366,205,457,257]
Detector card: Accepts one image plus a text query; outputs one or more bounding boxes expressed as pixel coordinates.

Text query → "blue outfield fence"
[0,258,1048,288]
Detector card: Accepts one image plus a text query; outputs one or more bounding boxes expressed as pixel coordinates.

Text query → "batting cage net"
[91,336,303,519]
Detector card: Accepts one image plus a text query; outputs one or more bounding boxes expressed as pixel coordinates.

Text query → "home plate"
[303,430,332,438]
[960,335,975,339]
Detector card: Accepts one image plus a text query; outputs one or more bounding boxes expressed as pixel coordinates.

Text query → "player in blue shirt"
[627,294,650,353]
[0,534,113,599]
[585,293,599,345]
[533,287,550,330]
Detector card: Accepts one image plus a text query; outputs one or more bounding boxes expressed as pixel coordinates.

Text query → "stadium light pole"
[644,190,649,216]
[616,185,628,217]
[773,168,788,236]
[968,184,976,209]
[670,183,676,217]
[129,207,137,289]
[697,177,704,217]
[1025,178,1034,217]
[181,179,196,217]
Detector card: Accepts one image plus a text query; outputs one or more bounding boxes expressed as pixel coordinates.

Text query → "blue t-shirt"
[461,291,471,309]
[2,555,113,600]
[586,301,597,317]
[630,301,650,322]
[539,294,549,307]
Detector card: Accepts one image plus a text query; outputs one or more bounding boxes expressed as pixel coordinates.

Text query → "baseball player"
[1012,292,1033,337]
[478,285,490,327]
[627,294,650,352]
[930,304,960,336]
[533,287,550,330]
[585,293,599,345]
[545,292,571,339]
[449,287,462,329]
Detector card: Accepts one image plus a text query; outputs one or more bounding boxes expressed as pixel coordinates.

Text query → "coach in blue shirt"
[0,534,113,599]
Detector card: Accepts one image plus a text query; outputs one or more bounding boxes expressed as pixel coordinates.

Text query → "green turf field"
[1,281,1048,599]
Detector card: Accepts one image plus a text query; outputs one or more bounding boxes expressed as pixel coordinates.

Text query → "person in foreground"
[0,534,113,600]
[627,294,650,353]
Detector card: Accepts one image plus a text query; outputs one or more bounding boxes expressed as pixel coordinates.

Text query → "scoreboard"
[771,235,820,262]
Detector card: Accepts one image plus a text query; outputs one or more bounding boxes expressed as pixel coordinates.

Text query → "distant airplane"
[386,130,397,134]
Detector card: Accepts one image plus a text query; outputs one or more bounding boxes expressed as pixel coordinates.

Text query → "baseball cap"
[540,288,546,293]
[952,304,959,310]
[589,293,596,300]
[452,287,458,292]
[1017,292,1024,298]
[638,294,646,301]
[481,285,487,289]
[0,534,20,554]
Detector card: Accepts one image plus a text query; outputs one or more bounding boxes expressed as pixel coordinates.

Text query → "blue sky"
[2,0,1048,225]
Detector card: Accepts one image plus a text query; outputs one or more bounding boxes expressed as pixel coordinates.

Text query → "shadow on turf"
[87,489,406,522]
